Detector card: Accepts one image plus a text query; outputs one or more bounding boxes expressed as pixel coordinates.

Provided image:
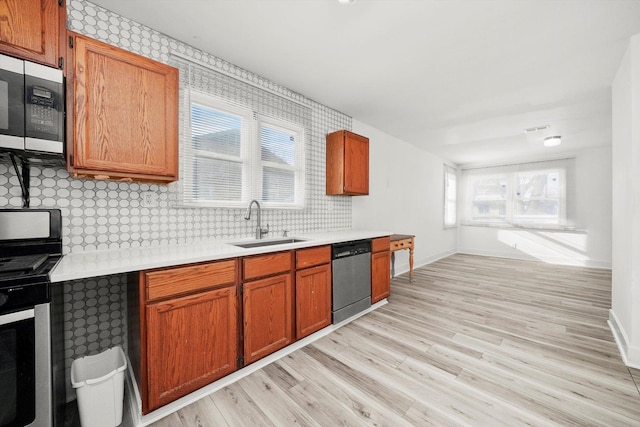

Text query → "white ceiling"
[89,0,640,167]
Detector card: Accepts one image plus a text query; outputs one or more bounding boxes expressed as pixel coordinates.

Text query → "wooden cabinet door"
[344,132,369,194]
[68,32,178,182]
[0,0,63,67]
[146,286,237,412]
[296,264,331,339]
[243,273,293,364]
[371,250,390,303]
[326,130,369,195]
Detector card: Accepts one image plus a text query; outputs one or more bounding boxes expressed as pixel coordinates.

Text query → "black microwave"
[0,53,64,160]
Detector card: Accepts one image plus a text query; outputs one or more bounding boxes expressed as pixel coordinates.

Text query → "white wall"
[457,147,612,268]
[351,120,457,275]
[611,34,640,368]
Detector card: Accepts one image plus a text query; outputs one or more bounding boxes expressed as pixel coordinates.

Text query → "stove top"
[0,209,62,313]
[0,254,49,274]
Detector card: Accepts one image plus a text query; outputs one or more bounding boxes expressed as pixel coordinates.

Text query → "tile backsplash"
[1,1,353,256]
[0,0,354,400]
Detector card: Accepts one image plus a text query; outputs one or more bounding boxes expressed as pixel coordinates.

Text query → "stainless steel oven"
[0,209,64,427]
[0,303,52,427]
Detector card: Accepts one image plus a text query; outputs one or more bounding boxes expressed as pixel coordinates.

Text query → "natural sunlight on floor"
[498,229,589,265]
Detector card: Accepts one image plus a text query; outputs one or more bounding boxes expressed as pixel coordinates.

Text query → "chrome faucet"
[244,199,269,239]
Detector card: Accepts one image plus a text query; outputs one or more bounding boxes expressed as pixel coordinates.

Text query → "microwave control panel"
[25,79,63,141]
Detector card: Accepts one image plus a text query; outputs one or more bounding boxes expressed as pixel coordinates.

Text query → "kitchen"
[0,0,639,426]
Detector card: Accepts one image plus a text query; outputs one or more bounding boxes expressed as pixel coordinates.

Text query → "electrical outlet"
[141,191,158,208]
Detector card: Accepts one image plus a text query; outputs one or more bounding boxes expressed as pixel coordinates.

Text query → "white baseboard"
[392,249,456,278]
[457,247,612,270]
[608,309,640,369]
[127,299,388,426]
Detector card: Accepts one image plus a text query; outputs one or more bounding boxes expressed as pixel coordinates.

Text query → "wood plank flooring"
[151,254,640,426]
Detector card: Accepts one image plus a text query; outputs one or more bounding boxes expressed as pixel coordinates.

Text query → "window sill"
[460,222,586,233]
[175,201,305,210]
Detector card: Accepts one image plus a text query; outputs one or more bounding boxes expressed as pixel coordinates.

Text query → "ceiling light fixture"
[337,0,358,4]
[543,136,562,147]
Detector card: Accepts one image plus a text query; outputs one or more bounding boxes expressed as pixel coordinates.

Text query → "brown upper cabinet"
[326,130,369,195]
[0,0,65,68]
[66,32,179,183]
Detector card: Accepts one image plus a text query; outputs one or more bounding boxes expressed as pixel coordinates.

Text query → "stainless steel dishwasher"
[332,239,372,324]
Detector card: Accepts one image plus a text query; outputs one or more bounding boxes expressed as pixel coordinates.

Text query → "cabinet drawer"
[243,251,292,281]
[372,236,390,253]
[391,238,412,251]
[145,259,237,301]
[296,246,331,269]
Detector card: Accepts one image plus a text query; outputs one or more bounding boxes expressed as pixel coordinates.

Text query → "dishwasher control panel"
[332,239,371,259]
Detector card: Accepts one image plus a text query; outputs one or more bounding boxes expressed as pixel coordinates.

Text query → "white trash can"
[71,346,128,427]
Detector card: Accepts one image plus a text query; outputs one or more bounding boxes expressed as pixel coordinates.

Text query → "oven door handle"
[0,308,35,325]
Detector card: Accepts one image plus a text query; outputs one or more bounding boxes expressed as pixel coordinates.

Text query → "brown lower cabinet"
[146,287,237,411]
[295,246,332,339]
[242,251,294,365]
[129,259,239,414]
[128,242,374,413]
[371,236,391,303]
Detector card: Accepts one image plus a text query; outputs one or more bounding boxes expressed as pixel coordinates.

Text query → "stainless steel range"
[0,209,65,427]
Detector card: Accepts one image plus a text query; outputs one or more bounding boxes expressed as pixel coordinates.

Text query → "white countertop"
[50,230,392,283]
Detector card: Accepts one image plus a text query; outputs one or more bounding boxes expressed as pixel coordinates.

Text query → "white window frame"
[443,165,457,228]
[182,91,305,209]
[461,160,571,229]
[257,115,306,209]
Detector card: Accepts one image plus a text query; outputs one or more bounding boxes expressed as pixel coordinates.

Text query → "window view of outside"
[471,175,508,222]
[260,125,296,203]
[513,170,560,224]
[468,169,563,225]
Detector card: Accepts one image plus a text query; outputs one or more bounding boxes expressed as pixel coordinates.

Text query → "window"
[183,91,305,209]
[461,159,574,228]
[444,165,457,227]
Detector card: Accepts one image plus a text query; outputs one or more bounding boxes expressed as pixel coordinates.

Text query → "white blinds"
[173,57,310,209]
[186,94,252,205]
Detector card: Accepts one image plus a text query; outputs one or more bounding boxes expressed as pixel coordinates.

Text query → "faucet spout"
[244,200,268,239]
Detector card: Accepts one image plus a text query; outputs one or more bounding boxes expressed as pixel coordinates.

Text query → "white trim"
[127,299,388,426]
[608,309,640,369]
[456,247,612,269]
[392,249,457,279]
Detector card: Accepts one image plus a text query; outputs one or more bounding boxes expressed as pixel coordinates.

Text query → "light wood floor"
[152,254,640,426]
